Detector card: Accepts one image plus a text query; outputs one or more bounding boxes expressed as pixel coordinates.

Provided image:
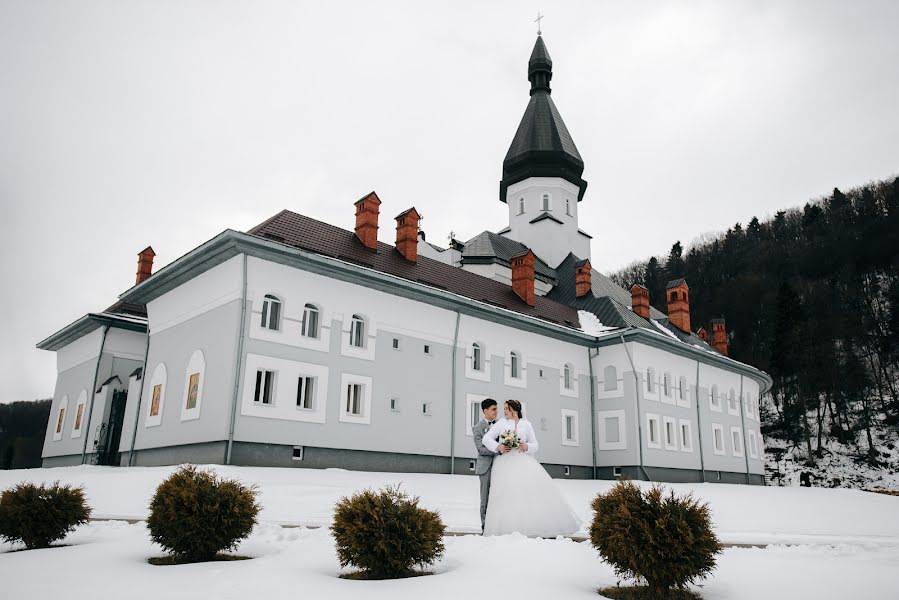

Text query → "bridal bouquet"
[500,430,520,449]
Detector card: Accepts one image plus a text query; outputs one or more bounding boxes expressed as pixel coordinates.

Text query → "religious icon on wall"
[56,408,65,433]
[74,403,85,431]
[150,384,162,417]
[186,373,200,410]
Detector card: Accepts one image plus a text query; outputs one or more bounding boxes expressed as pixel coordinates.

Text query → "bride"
[481,399,581,537]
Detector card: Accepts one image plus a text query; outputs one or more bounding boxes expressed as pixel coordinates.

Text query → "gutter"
[618,332,650,481]
[80,325,110,464]
[126,330,152,466]
[739,374,751,483]
[226,253,249,465]
[694,359,706,482]
[588,347,598,480]
[449,311,461,474]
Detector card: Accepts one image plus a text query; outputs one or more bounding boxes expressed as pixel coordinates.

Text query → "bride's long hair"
[506,399,524,419]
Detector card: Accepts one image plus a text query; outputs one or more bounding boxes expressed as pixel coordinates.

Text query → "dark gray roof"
[666,278,687,288]
[500,36,587,202]
[462,230,557,284]
[655,318,719,353]
[529,212,564,225]
[588,268,668,320]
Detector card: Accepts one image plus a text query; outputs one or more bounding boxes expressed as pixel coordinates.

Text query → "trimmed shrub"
[331,485,445,579]
[590,480,721,599]
[0,481,91,549]
[147,465,259,562]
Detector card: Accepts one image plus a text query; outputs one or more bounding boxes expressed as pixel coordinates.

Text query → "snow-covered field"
[2,465,898,599]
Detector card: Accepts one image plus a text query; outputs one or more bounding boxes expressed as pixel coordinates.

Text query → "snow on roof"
[650,318,681,341]
[578,310,618,336]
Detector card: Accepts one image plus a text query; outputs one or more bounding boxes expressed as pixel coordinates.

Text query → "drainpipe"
[127,329,152,466]
[81,325,110,464]
[226,253,249,465]
[739,374,751,484]
[694,360,706,483]
[618,332,649,481]
[587,347,597,480]
[449,311,461,474]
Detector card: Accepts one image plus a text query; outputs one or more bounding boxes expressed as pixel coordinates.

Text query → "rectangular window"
[712,423,725,455]
[422,402,431,416]
[564,466,571,476]
[186,373,200,410]
[562,409,579,446]
[613,466,622,477]
[747,429,759,458]
[424,344,431,355]
[664,417,677,450]
[731,427,745,457]
[301,306,319,338]
[470,401,482,428]
[392,338,400,350]
[350,318,365,348]
[389,397,399,412]
[296,376,315,410]
[679,420,693,452]
[710,388,722,412]
[150,384,162,417]
[346,383,363,416]
[646,413,661,449]
[254,370,275,405]
[565,415,574,440]
[469,459,476,472]
[292,446,304,461]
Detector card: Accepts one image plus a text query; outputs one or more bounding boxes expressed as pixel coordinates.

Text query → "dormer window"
[518,197,525,215]
[542,194,550,211]
[261,295,281,330]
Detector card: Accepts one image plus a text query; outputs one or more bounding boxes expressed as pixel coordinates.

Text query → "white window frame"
[390,397,400,412]
[465,393,489,436]
[731,426,745,457]
[644,367,658,401]
[340,313,375,360]
[505,350,526,388]
[747,428,759,458]
[541,193,551,211]
[261,294,282,331]
[661,372,675,405]
[709,385,722,412]
[727,388,739,416]
[518,197,525,215]
[676,376,690,408]
[339,373,372,425]
[180,349,206,422]
[600,365,622,395]
[565,198,572,216]
[663,416,678,451]
[145,362,167,427]
[423,344,432,355]
[301,303,320,339]
[679,419,694,453]
[70,389,88,439]
[53,395,68,441]
[561,408,579,446]
[296,375,316,410]
[712,423,725,455]
[253,369,277,406]
[349,314,366,348]
[465,341,490,381]
[240,355,328,424]
[422,402,432,416]
[646,413,662,449]
[597,409,626,450]
[560,363,578,398]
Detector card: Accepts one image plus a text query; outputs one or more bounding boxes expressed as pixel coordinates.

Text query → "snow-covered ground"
[2,465,898,598]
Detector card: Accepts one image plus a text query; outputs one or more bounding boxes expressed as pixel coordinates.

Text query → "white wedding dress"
[481,417,581,537]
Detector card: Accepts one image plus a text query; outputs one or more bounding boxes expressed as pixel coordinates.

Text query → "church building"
[39,36,770,484]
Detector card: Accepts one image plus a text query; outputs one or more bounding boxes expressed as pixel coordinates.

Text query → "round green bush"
[331,485,446,579]
[590,480,721,598]
[147,465,259,562]
[0,481,91,549]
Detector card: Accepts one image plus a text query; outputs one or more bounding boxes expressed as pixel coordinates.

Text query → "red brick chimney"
[666,279,691,332]
[395,207,420,262]
[575,259,592,297]
[511,249,535,306]
[631,284,650,319]
[711,318,728,356]
[136,246,156,284]
[697,327,709,343]
[354,191,381,250]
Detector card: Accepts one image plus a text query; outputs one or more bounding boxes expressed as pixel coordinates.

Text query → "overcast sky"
[1,0,897,402]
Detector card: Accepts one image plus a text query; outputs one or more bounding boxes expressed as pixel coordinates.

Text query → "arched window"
[711,385,720,408]
[663,372,672,397]
[261,294,281,330]
[565,198,571,216]
[542,194,550,211]
[302,303,320,338]
[670,291,678,301]
[603,365,617,392]
[646,367,656,393]
[510,351,520,379]
[564,364,573,389]
[518,197,525,215]
[472,343,482,371]
[350,314,365,348]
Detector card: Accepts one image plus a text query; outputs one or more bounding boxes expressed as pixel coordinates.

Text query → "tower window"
[518,197,525,215]
[565,198,571,216]
[542,194,550,211]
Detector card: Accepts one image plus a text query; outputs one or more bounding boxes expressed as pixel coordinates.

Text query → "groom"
[472,398,510,533]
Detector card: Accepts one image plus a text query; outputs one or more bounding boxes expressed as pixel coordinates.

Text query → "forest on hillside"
[611,176,899,468]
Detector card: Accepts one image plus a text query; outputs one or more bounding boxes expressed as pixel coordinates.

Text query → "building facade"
[39,36,770,484]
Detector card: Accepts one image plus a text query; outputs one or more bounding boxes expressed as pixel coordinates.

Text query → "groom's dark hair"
[481,398,497,411]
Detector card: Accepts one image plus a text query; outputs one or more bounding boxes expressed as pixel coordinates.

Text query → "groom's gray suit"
[473,417,499,532]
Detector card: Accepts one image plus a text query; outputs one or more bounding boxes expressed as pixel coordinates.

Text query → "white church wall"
[458,262,553,296]
[697,361,755,476]
[102,328,146,362]
[56,327,104,373]
[42,351,101,460]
